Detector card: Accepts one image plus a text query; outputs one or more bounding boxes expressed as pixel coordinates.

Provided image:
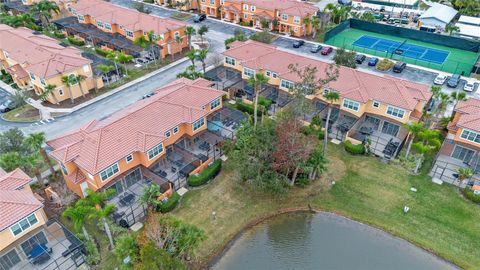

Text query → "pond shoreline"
[205,207,462,270]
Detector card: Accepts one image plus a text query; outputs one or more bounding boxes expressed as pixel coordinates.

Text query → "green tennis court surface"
[326,28,479,75]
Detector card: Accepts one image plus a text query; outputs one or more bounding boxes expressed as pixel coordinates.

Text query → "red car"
[321,46,333,55]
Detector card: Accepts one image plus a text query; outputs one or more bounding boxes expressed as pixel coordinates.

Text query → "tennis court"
[352,35,449,64]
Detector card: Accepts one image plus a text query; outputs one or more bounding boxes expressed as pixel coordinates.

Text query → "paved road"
[0,0,477,140]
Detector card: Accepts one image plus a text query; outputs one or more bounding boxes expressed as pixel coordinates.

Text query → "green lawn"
[325,28,479,75]
[2,104,40,122]
[175,143,480,270]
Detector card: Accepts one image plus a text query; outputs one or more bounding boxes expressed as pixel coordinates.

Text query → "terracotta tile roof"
[0,25,92,79]
[6,64,29,79]
[0,189,43,231]
[66,169,87,184]
[224,41,431,111]
[72,0,186,35]
[226,0,318,17]
[48,78,225,175]
[453,97,480,132]
[0,168,32,190]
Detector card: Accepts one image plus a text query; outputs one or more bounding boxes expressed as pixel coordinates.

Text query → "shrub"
[187,160,222,187]
[95,47,110,57]
[143,0,154,3]
[463,188,480,203]
[54,31,66,38]
[239,21,251,27]
[236,101,264,116]
[258,96,273,107]
[333,48,357,68]
[376,58,394,71]
[85,239,100,265]
[67,36,85,46]
[318,129,325,140]
[295,177,310,188]
[250,31,275,44]
[344,140,365,155]
[157,192,180,213]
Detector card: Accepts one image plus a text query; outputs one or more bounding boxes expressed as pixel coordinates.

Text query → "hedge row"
[235,101,265,116]
[187,160,222,187]
[95,47,110,57]
[157,192,180,213]
[463,188,480,204]
[344,140,365,155]
[54,32,66,38]
[67,36,85,46]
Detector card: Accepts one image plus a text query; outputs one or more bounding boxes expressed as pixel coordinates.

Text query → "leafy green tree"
[333,48,356,68]
[24,132,55,175]
[10,90,29,108]
[360,12,376,22]
[84,189,116,249]
[0,13,35,28]
[146,30,162,66]
[247,73,269,129]
[0,128,26,154]
[140,183,163,211]
[0,152,25,172]
[137,242,186,270]
[177,65,203,80]
[117,52,134,77]
[113,235,138,269]
[303,145,328,180]
[445,24,460,36]
[30,0,60,28]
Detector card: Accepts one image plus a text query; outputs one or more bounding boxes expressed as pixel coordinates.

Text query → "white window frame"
[165,130,171,138]
[29,72,35,80]
[243,67,254,77]
[125,154,133,163]
[225,56,235,65]
[193,117,205,131]
[386,105,405,119]
[126,30,133,37]
[294,16,300,24]
[77,14,84,21]
[173,126,179,134]
[460,129,480,144]
[272,72,278,78]
[265,70,271,77]
[105,23,112,30]
[281,14,288,21]
[372,100,380,108]
[343,98,360,111]
[280,79,294,89]
[210,97,221,110]
[250,5,256,12]
[243,14,248,19]
[147,143,164,160]
[10,213,38,237]
[100,163,120,182]
[40,78,46,86]
[174,31,180,39]
[97,20,104,28]
[243,4,248,10]
[58,88,64,96]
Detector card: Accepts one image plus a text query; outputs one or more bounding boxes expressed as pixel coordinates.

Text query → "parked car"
[310,44,322,53]
[447,74,461,88]
[368,57,379,66]
[0,99,15,113]
[392,62,406,73]
[355,54,366,64]
[433,74,447,85]
[135,58,147,65]
[142,92,155,99]
[320,46,333,55]
[293,40,305,48]
[464,81,475,92]
[193,14,206,23]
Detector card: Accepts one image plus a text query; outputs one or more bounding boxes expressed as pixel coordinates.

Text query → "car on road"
[193,14,206,23]
[355,54,366,64]
[320,46,333,55]
[0,99,15,113]
[367,57,379,66]
[142,92,155,99]
[433,74,447,85]
[310,44,322,53]
[447,74,461,88]
[292,40,305,48]
[464,81,475,92]
[392,62,406,73]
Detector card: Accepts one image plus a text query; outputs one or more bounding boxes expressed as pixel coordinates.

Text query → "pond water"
[212,212,459,270]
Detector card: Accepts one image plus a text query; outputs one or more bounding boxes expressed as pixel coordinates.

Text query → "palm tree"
[62,200,92,241]
[197,49,208,74]
[97,64,114,85]
[185,26,196,49]
[323,91,340,155]
[106,51,121,78]
[445,24,460,36]
[185,49,197,67]
[450,91,467,108]
[24,132,56,175]
[84,189,116,249]
[39,84,59,104]
[173,35,184,61]
[75,74,87,98]
[117,52,134,77]
[147,30,162,66]
[302,17,311,37]
[198,25,208,43]
[311,16,320,39]
[30,0,60,29]
[403,122,424,158]
[61,75,74,104]
[247,73,269,129]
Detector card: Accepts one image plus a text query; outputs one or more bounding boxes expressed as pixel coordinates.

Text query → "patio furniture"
[29,243,52,265]
[120,193,135,206]
[171,167,177,173]
[359,126,374,135]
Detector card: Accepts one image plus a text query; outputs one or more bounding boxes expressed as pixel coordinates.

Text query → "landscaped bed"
[2,104,40,122]
[174,143,480,270]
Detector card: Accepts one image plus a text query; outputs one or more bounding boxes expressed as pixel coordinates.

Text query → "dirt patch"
[18,107,39,118]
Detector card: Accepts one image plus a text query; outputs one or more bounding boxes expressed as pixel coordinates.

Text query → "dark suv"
[447,74,461,88]
[193,14,206,23]
[393,62,406,73]
[355,54,366,64]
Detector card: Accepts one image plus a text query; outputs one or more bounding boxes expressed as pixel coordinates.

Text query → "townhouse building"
[69,0,188,59]
[431,98,480,185]
[0,168,85,270]
[0,25,101,104]
[198,0,318,37]
[222,40,432,157]
[47,78,226,199]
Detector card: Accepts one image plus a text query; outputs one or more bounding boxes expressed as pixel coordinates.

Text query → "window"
[173,126,179,134]
[58,89,64,96]
[373,100,380,108]
[294,27,298,32]
[193,117,205,131]
[451,145,475,163]
[119,25,125,30]
[125,168,141,188]
[105,23,112,30]
[381,121,399,137]
[40,78,46,86]
[461,129,480,144]
[174,31,180,39]
[386,106,405,119]
[343,98,360,111]
[281,79,294,89]
[10,213,38,237]
[225,56,235,65]
[294,16,300,24]
[272,72,278,78]
[4,51,9,59]
[165,131,171,138]
[243,67,254,77]
[77,14,84,21]
[126,30,133,37]
[61,163,68,175]
[83,64,90,73]
[220,0,224,4]
[210,97,221,110]
[106,181,123,198]
[210,0,214,4]
[125,154,133,163]
[281,14,288,21]
[0,249,21,269]
[243,4,248,10]
[243,14,248,19]
[20,231,47,256]
[29,72,35,80]
[147,143,164,160]
[250,5,256,11]
[266,70,271,77]
[97,20,104,27]
[100,163,119,181]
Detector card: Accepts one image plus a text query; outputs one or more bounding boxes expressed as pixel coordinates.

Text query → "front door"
[80,181,89,197]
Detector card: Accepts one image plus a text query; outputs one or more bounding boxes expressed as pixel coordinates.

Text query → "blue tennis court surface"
[352,35,449,64]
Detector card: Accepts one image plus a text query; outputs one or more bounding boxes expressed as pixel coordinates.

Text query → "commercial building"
[418,3,458,29]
